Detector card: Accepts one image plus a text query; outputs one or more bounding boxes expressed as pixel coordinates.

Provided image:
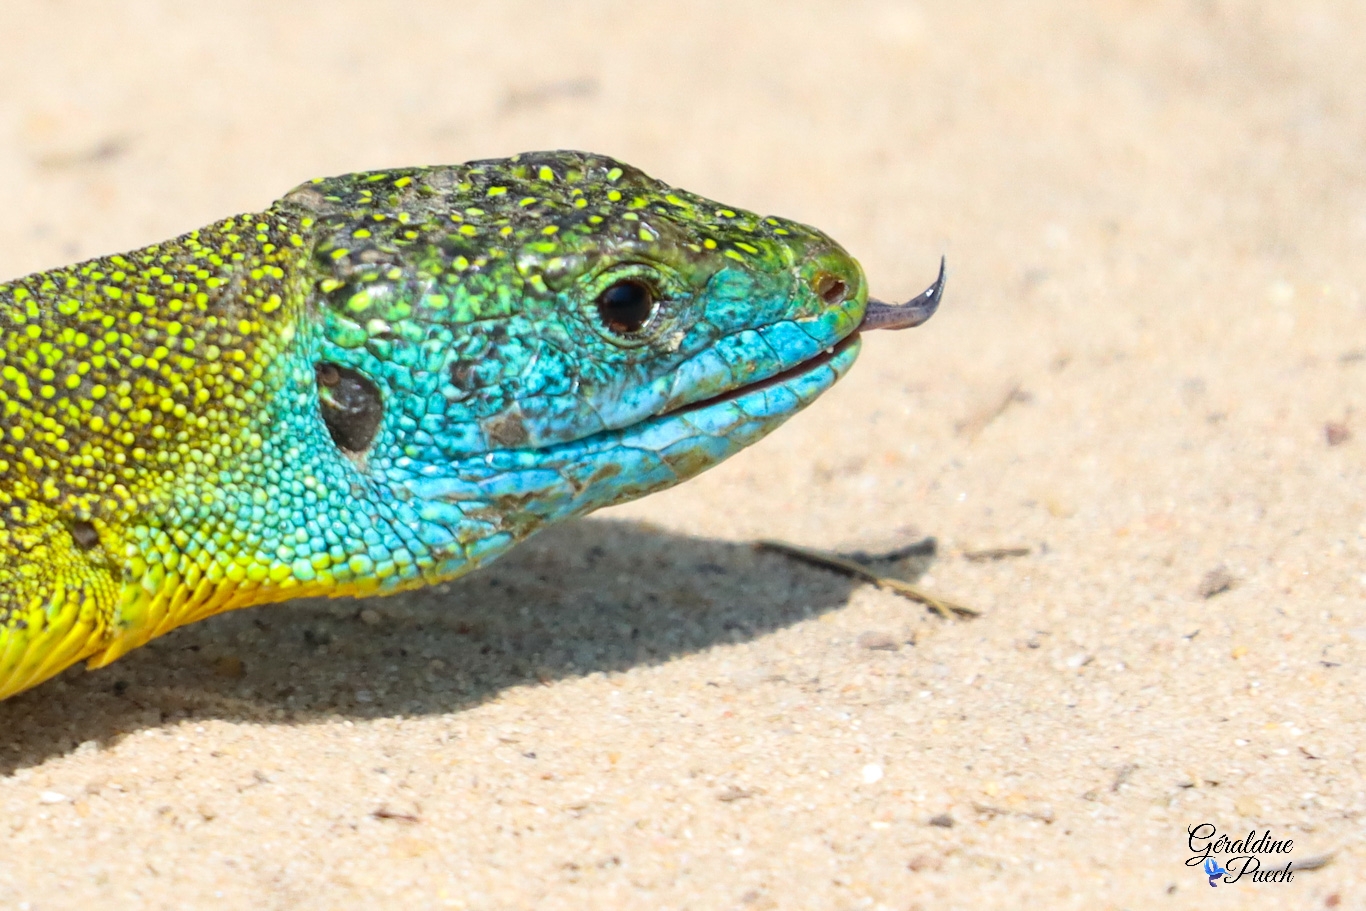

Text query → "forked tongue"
[860,257,946,331]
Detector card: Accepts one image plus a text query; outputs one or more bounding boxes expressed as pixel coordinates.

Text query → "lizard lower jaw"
[658,330,861,420]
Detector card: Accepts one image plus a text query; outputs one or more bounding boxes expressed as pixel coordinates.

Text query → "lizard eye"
[595,279,657,337]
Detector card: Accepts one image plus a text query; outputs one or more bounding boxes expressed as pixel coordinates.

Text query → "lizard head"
[0,150,942,695]
[280,151,935,576]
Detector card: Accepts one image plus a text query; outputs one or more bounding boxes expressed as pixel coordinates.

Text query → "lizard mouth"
[659,331,860,419]
[659,256,945,420]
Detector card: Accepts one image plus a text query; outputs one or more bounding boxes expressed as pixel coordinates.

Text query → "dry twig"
[757,540,979,619]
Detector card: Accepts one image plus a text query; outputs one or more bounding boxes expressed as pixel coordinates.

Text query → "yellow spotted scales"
[0,213,313,691]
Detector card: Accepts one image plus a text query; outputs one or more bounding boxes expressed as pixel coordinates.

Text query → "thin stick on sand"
[757,540,980,619]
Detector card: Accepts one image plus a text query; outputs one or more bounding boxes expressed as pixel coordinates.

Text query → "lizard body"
[0,151,940,700]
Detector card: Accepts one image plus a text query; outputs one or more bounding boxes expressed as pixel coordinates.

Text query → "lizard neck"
[0,209,423,668]
[0,204,539,677]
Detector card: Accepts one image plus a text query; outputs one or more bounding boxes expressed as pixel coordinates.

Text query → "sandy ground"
[0,1,1362,908]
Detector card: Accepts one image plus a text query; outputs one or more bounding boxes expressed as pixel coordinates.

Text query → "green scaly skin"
[0,150,875,701]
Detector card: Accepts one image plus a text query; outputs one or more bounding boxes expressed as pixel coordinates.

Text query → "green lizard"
[0,151,942,701]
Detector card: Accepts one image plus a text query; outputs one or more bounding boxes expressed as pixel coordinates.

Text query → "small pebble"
[907,853,942,872]
[1325,422,1351,446]
[928,813,955,828]
[213,656,244,679]
[1234,796,1261,817]
[359,608,382,626]
[857,631,899,651]
[38,791,68,804]
[717,786,754,802]
[861,764,884,784]
[1198,567,1235,599]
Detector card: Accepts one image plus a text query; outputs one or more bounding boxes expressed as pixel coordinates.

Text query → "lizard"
[0,150,943,701]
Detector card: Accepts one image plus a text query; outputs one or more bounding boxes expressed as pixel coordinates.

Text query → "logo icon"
[1186,823,1296,886]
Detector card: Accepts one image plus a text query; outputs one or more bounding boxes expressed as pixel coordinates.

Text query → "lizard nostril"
[814,272,848,306]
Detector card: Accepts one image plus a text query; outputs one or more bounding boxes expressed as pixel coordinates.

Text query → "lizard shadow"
[0,518,935,775]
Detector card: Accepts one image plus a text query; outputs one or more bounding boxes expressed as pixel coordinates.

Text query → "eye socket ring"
[594,278,659,339]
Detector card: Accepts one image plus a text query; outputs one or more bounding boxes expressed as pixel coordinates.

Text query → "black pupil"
[597,280,655,335]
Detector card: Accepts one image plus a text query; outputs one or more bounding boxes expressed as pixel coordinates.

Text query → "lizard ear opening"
[316,362,384,455]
